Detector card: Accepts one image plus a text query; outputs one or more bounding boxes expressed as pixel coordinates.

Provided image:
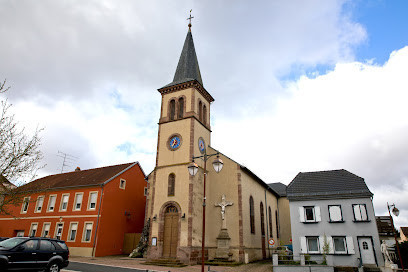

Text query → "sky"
[1,0,408,227]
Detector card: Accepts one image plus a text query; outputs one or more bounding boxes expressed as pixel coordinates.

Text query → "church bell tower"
[147,20,215,262]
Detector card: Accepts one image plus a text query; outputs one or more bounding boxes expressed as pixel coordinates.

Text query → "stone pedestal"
[215,228,231,259]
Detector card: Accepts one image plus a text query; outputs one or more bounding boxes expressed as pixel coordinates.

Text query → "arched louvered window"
[260,202,265,236]
[275,210,280,238]
[168,173,175,196]
[269,206,273,237]
[169,100,176,121]
[178,97,184,119]
[250,196,255,234]
[203,105,207,124]
[198,101,203,122]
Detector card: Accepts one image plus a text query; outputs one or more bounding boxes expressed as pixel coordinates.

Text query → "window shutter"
[327,236,334,254]
[346,236,355,254]
[315,206,321,222]
[319,236,325,253]
[300,237,307,253]
[299,207,305,222]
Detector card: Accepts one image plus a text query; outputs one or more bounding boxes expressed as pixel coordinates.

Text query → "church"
[145,21,291,264]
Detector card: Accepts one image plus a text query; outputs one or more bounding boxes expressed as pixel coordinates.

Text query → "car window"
[40,240,56,251]
[56,241,68,250]
[21,240,39,251]
[0,237,27,249]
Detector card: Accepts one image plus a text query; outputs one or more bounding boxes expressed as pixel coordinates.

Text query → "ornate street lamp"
[387,202,405,271]
[188,151,223,272]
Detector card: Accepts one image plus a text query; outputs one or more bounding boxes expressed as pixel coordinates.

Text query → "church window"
[203,105,207,124]
[275,210,280,238]
[260,202,265,236]
[168,173,175,196]
[178,97,184,119]
[249,196,255,234]
[169,99,176,120]
[268,206,273,237]
[198,101,203,122]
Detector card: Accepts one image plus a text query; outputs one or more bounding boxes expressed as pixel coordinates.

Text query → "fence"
[272,253,335,272]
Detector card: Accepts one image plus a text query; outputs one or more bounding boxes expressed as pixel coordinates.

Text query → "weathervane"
[187,9,194,29]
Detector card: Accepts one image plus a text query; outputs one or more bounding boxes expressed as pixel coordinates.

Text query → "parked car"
[0,237,69,271]
[0,237,8,242]
[271,246,293,255]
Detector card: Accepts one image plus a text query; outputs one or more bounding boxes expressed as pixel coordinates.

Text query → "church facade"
[145,25,291,264]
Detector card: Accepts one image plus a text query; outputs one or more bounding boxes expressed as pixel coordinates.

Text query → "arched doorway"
[162,205,179,258]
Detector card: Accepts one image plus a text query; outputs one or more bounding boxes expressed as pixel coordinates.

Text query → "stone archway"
[162,205,179,258]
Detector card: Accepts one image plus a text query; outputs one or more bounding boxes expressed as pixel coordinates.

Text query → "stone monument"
[214,194,233,259]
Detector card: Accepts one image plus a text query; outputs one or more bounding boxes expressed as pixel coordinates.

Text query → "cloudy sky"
[1,0,408,227]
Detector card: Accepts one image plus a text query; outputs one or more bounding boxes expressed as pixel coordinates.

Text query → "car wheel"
[47,262,60,272]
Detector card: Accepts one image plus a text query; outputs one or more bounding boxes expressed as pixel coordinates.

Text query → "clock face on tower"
[198,137,205,154]
[168,135,182,151]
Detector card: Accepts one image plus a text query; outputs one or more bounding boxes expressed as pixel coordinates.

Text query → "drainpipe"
[92,185,104,257]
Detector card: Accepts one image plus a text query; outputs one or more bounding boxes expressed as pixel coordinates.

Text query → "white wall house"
[287,169,384,268]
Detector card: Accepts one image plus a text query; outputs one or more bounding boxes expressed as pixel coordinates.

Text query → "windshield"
[0,237,27,249]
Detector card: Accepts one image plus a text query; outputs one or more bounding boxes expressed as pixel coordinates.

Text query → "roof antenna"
[187,9,194,30]
[57,151,79,173]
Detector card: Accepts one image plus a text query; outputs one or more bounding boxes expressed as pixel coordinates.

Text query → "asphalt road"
[62,261,158,272]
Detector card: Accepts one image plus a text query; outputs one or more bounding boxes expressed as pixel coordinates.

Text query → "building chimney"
[75,167,81,171]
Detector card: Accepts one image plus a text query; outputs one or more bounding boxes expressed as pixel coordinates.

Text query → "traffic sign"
[268,238,275,247]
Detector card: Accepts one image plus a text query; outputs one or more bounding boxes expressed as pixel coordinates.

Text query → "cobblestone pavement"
[67,256,273,272]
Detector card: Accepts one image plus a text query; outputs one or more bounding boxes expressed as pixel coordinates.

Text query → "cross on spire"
[187,9,194,30]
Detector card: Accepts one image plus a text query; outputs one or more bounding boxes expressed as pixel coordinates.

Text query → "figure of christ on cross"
[215,194,233,229]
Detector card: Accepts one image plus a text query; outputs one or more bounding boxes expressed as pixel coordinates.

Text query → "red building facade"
[0,162,147,257]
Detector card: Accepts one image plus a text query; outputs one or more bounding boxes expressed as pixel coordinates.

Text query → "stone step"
[143,258,187,267]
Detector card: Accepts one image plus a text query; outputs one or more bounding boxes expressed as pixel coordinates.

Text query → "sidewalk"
[68,256,273,272]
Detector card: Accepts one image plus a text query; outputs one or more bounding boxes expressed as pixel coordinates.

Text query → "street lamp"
[387,202,405,271]
[188,151,223,272]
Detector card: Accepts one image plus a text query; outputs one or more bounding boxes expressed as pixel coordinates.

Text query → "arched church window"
[203,105,207,125]
[168,173,175,196]
[268,206,273,237]
[178,97,184,119]
[198,101,203,122]
[169,100,176,121]
[275,210,279,238]
[249,196,255,234]
[260,202,265,236]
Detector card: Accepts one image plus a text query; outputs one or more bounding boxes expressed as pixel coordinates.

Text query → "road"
[62,261,160,272]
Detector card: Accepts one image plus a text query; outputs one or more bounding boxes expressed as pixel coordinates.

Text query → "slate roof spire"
[168,26,203,87]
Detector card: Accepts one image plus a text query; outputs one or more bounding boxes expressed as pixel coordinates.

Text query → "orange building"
[0,162,147,257]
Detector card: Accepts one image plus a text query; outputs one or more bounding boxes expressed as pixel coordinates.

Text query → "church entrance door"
[162,206,179,258]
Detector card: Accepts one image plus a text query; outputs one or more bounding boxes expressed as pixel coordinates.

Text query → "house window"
[260,202,265,236]
[203,105,207,124]
[88,192,98,210]
[307,237,320,253]
[60,194,69,211]
[299,206,321,223]
[47,195,56,212]
[42,223,51,237]
[68,222,78,242]
[169,99,176,120]
[144,187,148,196]
[21,197,30,213]
[55,223,63,240]
[329,205,343,222]
[178,97,184,119]
[268,206,273,237]
[73,193,83,211]
[333,237,347,254]
[168,173,175,196]
[29,223,38,237]
[83,222,93,242]
[353,204,368,221]
[35,196,44,212]
[305,207,315,221]
[119,179,126,189]
[249,196,255,234]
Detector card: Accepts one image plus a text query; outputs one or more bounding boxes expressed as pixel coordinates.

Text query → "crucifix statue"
[187,9,194,29]
[215,194,233,229]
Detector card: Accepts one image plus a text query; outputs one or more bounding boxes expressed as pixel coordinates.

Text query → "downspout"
[265,190,270,258]
[92,185,104,257]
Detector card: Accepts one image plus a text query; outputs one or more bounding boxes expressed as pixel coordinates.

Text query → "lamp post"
[387,202,405,271]
[188,151,223,272]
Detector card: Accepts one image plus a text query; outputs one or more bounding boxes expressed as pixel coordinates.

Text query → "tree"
[0,79,44,215]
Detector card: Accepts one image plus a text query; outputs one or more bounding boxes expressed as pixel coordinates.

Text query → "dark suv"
[0,237,69,271]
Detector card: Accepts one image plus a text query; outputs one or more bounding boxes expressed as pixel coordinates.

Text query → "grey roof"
[163,29,203,88]
[287,169,373,201]
[268,182,287,197]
